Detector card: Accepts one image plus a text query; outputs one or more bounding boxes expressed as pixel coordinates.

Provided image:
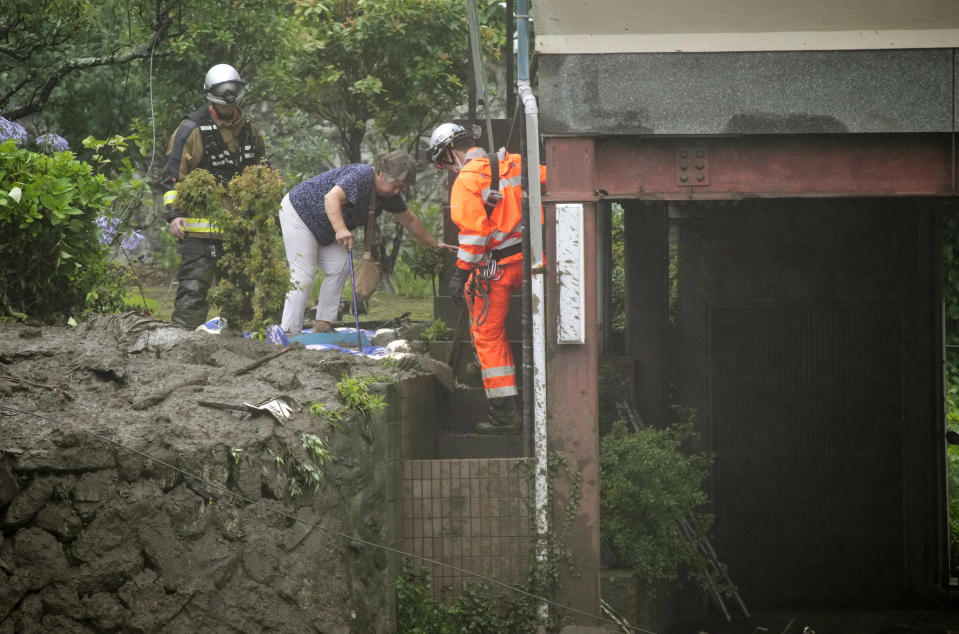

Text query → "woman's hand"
[436,241,457,252]
[335,227,354,249]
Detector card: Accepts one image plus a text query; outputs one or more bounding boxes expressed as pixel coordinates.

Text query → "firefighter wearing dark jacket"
[427,123,546,434]
[162,63,267,328]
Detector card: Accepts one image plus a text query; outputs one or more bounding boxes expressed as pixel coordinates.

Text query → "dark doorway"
[624,198,945,608]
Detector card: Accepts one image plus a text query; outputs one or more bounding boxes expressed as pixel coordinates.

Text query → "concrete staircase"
[429,295,526,459]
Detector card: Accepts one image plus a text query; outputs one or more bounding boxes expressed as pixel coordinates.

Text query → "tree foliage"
[273,0,476,163]
[0,0,176,123]
[3,0,505,179]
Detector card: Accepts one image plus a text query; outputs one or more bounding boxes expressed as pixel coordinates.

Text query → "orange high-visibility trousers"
[466,260,523,399]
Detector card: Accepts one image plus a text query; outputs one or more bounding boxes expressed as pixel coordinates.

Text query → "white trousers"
[279,194,349,333]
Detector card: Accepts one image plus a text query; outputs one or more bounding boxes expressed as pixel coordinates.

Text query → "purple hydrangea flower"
[36,132,70,153]
[120,229,144,251]
[96,216,122,245]
[0,115,28,146]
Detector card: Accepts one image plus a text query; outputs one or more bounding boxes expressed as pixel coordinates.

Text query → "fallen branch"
[131,371,208,410]
[196,400,250,413]
[234,343,302,376]
[0,373,56,391]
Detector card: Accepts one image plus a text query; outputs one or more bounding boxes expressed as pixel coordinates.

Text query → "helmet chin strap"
[450,150,467,173]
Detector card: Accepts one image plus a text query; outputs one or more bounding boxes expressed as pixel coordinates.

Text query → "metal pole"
[347,248,362,349]
[516,0,549,626]
[466,0,495,152]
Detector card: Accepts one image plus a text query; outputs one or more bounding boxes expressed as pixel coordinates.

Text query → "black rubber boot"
[475,396,520,435]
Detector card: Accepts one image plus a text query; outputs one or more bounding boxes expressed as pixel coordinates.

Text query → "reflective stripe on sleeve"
[163,190,178,206]
[459,234,488,246]
[183,218,221,234]
[480,175,522,202]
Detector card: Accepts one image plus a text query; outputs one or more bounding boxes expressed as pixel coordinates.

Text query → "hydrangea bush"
[0,113,27,146]
[36,132,70,153]
[0,121,142,320]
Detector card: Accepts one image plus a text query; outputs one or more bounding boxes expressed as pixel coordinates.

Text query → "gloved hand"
[448,267,470,307]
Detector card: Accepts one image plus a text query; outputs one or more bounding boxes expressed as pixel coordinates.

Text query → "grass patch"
[353,291,433,322]
[126,266,433,325]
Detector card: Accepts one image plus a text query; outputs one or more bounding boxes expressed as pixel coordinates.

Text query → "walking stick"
[347,247,363,350]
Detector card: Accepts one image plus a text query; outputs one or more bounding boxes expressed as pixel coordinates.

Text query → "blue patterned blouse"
[288,163,406,245]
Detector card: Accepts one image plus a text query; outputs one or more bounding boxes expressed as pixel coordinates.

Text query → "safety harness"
[469,153,511,326]
[195,119,259,185]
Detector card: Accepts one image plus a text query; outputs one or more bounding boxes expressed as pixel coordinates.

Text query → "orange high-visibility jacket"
[449,149,546,271]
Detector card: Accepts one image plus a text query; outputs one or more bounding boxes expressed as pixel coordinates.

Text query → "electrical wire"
[108,24,161,247]
[105,22,170,313]
[0,402,656,634]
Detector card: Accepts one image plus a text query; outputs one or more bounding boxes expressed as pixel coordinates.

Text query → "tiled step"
[442,386,488,433]
[436,432,525,459]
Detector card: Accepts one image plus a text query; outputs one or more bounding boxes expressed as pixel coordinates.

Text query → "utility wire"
[105,21,166,313]
[0,403,656,634]
[108,22,161,247]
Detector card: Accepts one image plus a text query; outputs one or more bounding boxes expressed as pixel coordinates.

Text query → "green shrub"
[421,318,452,343]
[944,211,959,570]
[0,139,127,319]
[391,257,434,299]
[176,164,289,335]
[336,374,387,419]
[407,241,448,297]
[600,417,723,596]
[395,563,539,634]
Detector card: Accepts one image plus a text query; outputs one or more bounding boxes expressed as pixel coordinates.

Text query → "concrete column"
[543,137,602,623]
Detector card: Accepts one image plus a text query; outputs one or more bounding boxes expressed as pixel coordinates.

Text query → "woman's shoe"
[311,320,334,333]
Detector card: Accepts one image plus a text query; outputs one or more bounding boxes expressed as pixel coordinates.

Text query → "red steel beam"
[545,134,955,201]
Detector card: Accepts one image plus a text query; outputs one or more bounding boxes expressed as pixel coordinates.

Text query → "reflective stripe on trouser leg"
[469,260,523,399]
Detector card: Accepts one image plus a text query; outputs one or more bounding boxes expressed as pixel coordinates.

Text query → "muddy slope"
[0,314,421,633]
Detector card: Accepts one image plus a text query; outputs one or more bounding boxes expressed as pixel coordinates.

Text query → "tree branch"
[4,12,173,120]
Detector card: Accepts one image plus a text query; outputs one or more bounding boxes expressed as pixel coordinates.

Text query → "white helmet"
[426,122,479,165]
[204,64,246,105]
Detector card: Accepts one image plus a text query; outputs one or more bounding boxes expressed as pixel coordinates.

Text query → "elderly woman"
[279,150,445,334]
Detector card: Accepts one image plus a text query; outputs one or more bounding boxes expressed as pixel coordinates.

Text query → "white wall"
[535,1,959,53]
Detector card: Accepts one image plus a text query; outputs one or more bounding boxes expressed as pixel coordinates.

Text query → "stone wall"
[0,338,442,634]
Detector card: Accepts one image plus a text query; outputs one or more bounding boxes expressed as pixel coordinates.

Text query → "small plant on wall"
[420,318,452,343]
[336,374,387,419]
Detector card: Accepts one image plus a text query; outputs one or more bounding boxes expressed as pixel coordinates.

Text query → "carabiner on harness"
[478,257,501,282]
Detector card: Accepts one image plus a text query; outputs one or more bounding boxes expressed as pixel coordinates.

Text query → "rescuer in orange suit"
[427,123,545,434]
